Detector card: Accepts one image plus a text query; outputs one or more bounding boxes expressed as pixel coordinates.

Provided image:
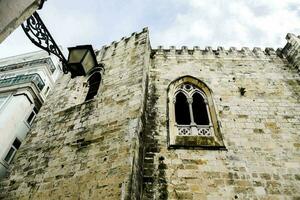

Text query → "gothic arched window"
[168,76,225,148]
[85,71,101,101]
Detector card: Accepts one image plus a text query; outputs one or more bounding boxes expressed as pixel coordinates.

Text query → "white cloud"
[0,0,300,58]
[151,0,300,49]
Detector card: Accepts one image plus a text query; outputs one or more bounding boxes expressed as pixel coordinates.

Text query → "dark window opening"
[27,112,35,124]
[4,148,15,162]
[13,138,21,149]
[85,72,101,101]
[192,93,209,125]
[175,92,191,125]
[4,138,21,163]
[33,107,39,113]
[26,107,38,125]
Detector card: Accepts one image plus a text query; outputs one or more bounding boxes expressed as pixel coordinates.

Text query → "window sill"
[168,135,226,150]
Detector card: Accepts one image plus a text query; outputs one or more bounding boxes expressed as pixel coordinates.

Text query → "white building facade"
[0,0,44,43]
[0,50,62,178]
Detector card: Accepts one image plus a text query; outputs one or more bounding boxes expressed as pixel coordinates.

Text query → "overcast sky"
[0,0,300,59]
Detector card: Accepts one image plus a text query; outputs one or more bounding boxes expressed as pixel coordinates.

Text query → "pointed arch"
[85,71,102,101]
[167,76,225,149]
[167,75,213,96]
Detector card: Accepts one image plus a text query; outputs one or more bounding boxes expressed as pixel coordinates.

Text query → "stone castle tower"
[0,28,299,199]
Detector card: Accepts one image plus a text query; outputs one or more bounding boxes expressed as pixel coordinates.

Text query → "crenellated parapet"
[282,33,300,72]
[96,27,149,61]
[96,28,290,62]
[151,45,283,60]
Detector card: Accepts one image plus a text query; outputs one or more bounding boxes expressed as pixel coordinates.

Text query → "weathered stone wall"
[142,45,300,199]
[0,28,150,200]
[1,30,299,200]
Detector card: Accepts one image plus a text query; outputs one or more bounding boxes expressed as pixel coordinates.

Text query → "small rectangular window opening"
[4,138,21,163]
[27,107,38,125]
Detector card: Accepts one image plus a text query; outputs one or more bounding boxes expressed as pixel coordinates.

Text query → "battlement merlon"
[282,33,300,71]
[96,27,149,61]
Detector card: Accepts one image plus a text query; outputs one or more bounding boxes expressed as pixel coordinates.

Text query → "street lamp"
[21,11,101,78]
[67,45,98,77]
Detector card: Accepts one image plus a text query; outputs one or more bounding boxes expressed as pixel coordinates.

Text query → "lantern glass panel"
[81,51,96,74]
[68,49,87,64]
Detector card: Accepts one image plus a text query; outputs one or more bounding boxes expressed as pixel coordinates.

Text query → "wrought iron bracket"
[21,11,68,73]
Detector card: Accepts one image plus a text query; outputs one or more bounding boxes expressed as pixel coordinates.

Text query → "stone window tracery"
[168,76,225,148]
[173,84,212,137]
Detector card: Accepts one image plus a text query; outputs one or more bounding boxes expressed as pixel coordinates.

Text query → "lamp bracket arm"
[21,11,68,73]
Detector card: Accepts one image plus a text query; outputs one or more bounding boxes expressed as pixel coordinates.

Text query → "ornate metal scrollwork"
[21,12,68,73]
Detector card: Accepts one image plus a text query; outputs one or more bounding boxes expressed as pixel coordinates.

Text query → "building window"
[85,72,101,101]
[168,76,225,148]
[26,107,38,125]
[4,138,21,163]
